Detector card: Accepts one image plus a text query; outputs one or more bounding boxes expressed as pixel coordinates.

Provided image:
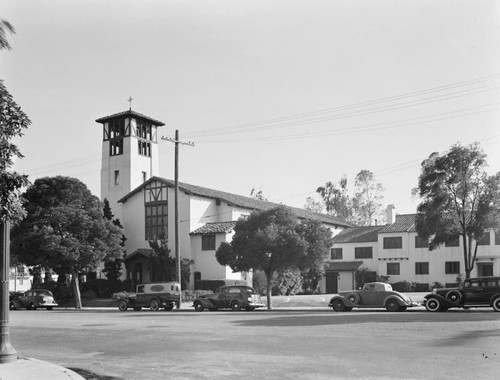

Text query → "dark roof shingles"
[332,225,384,243]
[120,176,354,228]
[95,110,165,126]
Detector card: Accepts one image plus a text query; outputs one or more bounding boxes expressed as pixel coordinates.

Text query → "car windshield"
[245,287,255,294]
[37,290,53,296]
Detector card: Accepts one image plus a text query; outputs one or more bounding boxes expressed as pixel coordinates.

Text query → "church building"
[95,108,353,290]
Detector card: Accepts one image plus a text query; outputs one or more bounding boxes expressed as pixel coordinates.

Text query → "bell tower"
[95,106,165,221]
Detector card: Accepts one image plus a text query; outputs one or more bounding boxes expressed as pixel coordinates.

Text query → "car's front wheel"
[118,300,128,312]
[385,298,401,312]
[9,302,16,310]
[164,304,174,311]
[425,297,442,312]
[492,297,500,312]
[231,301,241,311]
[194,301,204,312]
[28,302,36,310]
[331,299,346,312]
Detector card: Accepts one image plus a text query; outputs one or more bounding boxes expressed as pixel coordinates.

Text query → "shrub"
[81,279,121,298]
[411,282,430,292]
[431,281,443,290]
[53,283,73,304]
[391,281,411,292]
[82,289,97,300]
[120,279,133,292]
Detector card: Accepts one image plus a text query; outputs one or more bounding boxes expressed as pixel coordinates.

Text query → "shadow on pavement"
[232,310,500,327]
[68,368,123,380]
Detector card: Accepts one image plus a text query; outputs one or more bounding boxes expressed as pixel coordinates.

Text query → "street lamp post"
[0,221,18,363]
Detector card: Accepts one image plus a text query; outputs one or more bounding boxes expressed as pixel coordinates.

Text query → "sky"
[3,0,500,217]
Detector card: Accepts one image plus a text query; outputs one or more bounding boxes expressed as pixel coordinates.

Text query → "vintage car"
[10,289,58,310]
[193,285,264,312]
[424,276,500,312]
[328,282,418,312]
[117,282,180,311]
[9,291,23,310]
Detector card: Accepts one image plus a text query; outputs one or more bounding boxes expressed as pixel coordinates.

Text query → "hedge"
[194,279,247,292]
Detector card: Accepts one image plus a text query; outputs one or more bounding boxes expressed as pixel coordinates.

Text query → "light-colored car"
[328,282,418,312]
[11,289,58,310]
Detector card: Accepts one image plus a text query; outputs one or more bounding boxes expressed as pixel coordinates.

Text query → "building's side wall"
[327,228,500,292]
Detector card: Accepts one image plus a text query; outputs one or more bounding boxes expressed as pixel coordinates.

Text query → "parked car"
[328,282,418,312]
[11,289,58,310]
[424,276,500,312]
[193,285,264,311]
[116,282,180,311]
[9,291,23,310]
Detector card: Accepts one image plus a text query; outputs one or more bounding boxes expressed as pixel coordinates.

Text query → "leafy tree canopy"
[11,176,125,308]
[415,142,500,278]
[0,80,31,223]
[315,170,384,226]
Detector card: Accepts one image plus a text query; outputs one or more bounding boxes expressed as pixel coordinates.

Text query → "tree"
[414,143,500,279]
[297,219,333,294]
[250,186,267,201]
[1,19,28,363]
[0,19,15,51]
[148,239,176,282]
[216,206,308,309]
[1,80,31,223]
[316,176,350,219]
[11,176,125,308]
[351,170,384,226]
[102,199,125,283]
[303,196,324,213]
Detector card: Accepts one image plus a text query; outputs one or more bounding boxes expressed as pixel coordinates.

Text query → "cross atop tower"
[127,96,133,111]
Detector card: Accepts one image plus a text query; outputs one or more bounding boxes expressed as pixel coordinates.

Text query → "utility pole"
[161,130,194,307]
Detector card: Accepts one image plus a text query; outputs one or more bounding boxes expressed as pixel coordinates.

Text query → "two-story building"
[324,205,500,292]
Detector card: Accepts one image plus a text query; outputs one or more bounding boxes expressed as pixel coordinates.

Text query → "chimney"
[386,204,396,224]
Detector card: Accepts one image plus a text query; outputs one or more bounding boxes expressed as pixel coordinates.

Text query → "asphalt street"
[8,308,500,379]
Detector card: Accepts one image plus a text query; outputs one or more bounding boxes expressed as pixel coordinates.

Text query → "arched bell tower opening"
[95,109,165,221]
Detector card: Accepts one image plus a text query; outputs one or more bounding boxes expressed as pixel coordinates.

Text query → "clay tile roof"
[325,261,364,271]
[332,225,384,243]
[190,221,238,235]
[95,110,165,126]
[379,214,417,233]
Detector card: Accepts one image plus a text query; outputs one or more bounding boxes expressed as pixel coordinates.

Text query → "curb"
[0,357,85,380]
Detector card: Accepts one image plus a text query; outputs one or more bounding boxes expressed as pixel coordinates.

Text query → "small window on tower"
[142,171,147,183]
[114,170,120,185]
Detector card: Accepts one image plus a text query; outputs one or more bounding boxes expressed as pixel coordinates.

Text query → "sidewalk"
[0,357,85,380]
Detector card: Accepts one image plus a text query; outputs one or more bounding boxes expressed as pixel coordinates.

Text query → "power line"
[184,74,500,138]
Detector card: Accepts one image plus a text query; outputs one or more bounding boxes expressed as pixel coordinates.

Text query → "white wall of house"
[329,228,500,292]
[338,241,379,272]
